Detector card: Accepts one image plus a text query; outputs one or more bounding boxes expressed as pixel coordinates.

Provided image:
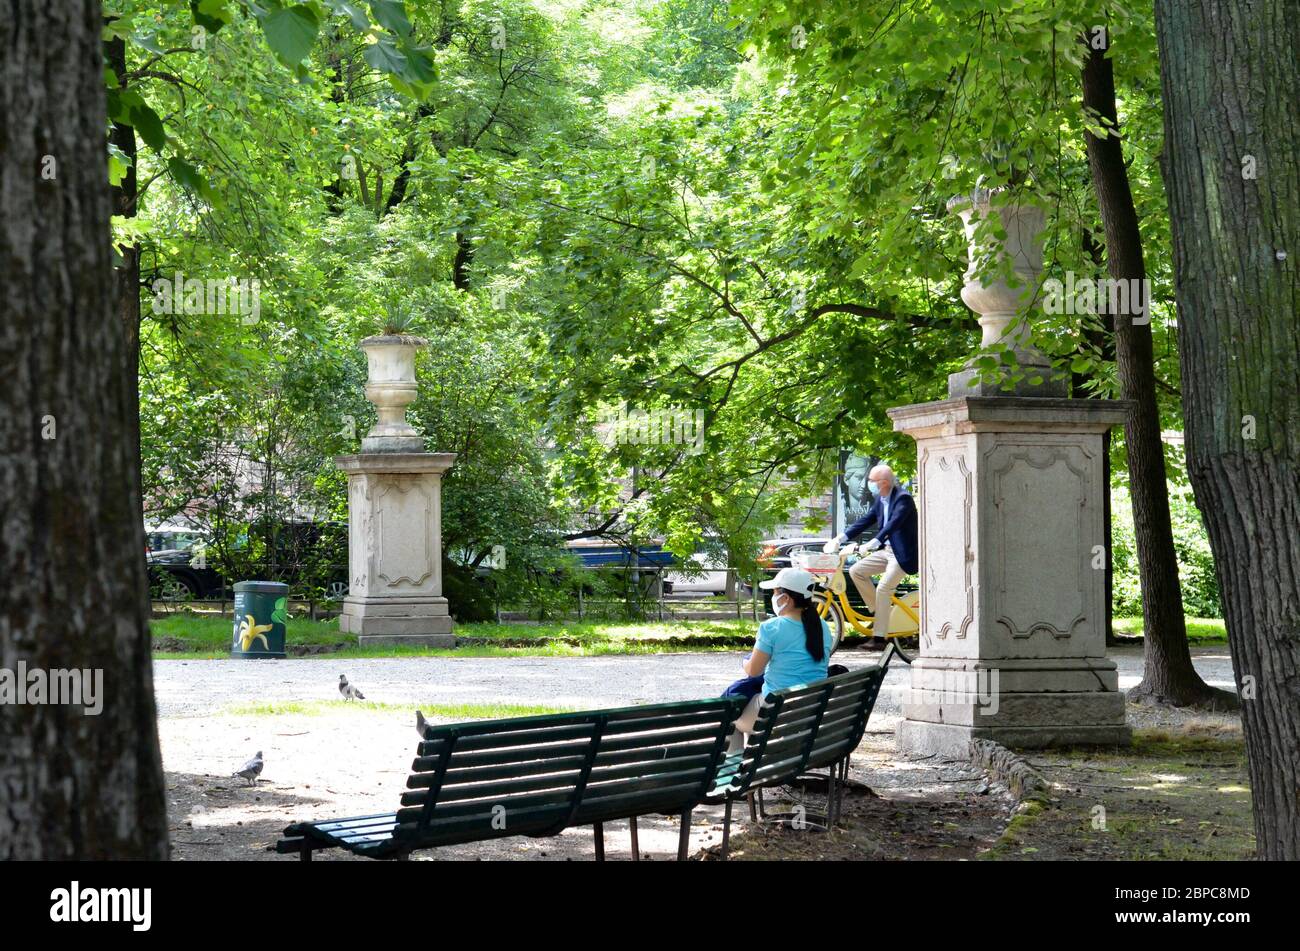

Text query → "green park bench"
[707,643,907,859]
[275,695,746,861]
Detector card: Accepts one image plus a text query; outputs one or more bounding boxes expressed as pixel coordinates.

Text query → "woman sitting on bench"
[725,567,834,754]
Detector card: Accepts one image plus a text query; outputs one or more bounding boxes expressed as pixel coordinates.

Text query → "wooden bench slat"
[397,785,578,823]
[592,724,723,753]
[585,752,716,786]
[592,737,718,767]
[413,738,592,772]
[416,768,591,803]
[428,755,592,786]
[451,723,600,751]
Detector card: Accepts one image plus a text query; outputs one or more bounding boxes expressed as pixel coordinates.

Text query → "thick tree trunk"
[1154,0,1300,858]
[0,0,168,857]
[1081,37,1229,707]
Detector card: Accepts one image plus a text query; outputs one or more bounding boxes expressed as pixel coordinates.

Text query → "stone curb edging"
[968,738,1051,805]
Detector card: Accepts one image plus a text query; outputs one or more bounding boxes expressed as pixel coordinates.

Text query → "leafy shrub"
[1111,484,1220,618]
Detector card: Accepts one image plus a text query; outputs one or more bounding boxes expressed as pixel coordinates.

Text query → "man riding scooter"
[823,464,918,650]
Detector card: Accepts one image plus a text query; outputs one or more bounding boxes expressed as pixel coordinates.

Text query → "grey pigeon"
[234,751,263,787]
[415,709,430,738]
[339,674,366,701]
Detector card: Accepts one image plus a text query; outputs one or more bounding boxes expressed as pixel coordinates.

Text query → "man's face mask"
[868,480,882,497]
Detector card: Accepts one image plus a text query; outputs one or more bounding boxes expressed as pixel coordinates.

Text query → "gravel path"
[153,645,1236,719]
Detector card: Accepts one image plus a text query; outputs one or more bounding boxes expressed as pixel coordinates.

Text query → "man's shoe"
[866,637,887,652]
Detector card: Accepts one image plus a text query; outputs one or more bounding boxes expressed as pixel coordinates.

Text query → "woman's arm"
[742,648,771,678]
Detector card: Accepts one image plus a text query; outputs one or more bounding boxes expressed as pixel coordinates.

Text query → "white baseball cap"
[759,566,816,595]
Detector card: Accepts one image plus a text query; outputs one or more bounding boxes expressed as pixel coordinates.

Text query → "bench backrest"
[805,664,888,771]
[394,697,743,846]
[726,657,892,795]
[572,697,743,825]
[737,680,834,790]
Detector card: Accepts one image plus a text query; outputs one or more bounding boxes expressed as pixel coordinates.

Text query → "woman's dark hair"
[780,587,825,662]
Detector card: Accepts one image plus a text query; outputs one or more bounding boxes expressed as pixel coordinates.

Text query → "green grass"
[151,613,758,659]
[1113,616,1227,643]
[152,613,1227,659]
[153,614,346,648]
[223,699,577,719]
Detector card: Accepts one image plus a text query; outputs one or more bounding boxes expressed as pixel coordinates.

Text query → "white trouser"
[728,693,767,755]
[848,547,907,636]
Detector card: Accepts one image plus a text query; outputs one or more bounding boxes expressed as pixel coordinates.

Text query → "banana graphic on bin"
[230,581,289,658]
[236,615,274,651]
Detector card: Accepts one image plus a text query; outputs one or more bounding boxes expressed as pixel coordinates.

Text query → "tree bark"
[1081,35,1229,706]
[1154,0,1300,858]
[0,0,168,857]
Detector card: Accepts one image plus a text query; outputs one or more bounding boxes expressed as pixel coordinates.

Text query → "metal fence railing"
[493,565,764,624]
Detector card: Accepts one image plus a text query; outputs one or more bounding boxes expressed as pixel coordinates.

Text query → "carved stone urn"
[338,333,456,646]
[945,190,1065,397]
[359,334,427,453]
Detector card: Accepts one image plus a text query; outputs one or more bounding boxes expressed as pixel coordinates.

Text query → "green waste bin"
[231,581,288,659]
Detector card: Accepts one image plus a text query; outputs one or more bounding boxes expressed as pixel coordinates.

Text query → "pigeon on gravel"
[416,709,430,738]
[338,674,366,701]
[234,751,263,787]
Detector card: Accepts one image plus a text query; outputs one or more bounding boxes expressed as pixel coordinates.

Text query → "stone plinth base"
[336,452,457,647]
[897,719,1132,759]
[339,595,454,647]
[888,396,1134,759]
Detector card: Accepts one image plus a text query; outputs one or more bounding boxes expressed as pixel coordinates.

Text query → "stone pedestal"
[889,397,1133,756]
[336,453,457,648]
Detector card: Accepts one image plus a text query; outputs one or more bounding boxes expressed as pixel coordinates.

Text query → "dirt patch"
[980,724,1254,860]
[699,731,1017,861]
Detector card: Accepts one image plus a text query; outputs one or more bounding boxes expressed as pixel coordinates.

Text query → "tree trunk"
[1081,35,1229,707]
[0,0,168,858]
[1078,230,1116,643]
[106,32,144,511]
[1154,0,1300,859]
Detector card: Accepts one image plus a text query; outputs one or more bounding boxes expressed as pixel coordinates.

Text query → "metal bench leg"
[300,843,312,862]
[593,822,605,861]
[748,790,758,822]
[827,765,838,827]
[677,809,692,861]
[629,816,640,861]
[721,799,732,861]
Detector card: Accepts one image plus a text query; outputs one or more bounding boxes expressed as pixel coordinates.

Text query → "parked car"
[564,539,675,569]
[145,519,350,602]
[146,525,224,600]
[662,551,751,597]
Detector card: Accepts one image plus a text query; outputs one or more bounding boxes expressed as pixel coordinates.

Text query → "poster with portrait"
[833,450,879,538]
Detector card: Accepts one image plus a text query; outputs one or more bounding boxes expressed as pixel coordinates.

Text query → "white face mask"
[773,592,790,614]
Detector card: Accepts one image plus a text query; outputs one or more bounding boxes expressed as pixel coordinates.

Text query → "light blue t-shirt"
[754,616,834,696]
